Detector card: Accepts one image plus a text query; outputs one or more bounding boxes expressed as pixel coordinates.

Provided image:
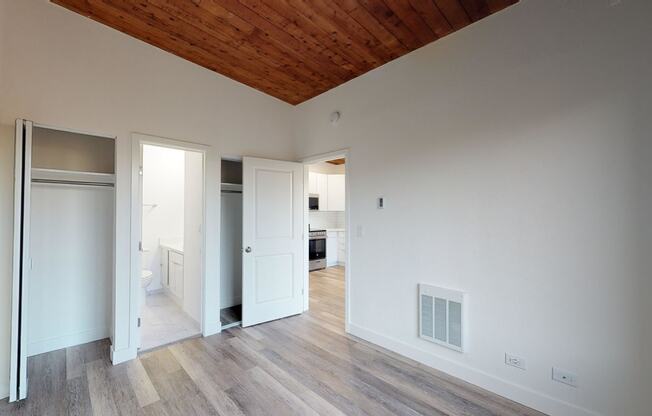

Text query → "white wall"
[183,151,204,323]
[309,211,345,230]
[294,1,652,416]
[219,194,243,310]
[28,183,113,356]
[142,145,185,291]
[0,0,295,397]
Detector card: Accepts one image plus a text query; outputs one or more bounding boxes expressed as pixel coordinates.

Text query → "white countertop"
[160,240,184,253]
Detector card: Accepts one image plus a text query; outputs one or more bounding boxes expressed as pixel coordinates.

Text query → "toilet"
[141,270,153,311]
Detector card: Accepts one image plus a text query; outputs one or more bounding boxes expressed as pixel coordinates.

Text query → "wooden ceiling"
[327,158,346,165]
[51,0,519,105]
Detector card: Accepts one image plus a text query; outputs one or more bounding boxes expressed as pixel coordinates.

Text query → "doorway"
[303,152,349,328]
[220,158,243,329]
[219,157,305,329]
[135,139,205,351]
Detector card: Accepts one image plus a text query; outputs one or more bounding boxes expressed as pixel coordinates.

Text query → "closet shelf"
[31,168,115,186]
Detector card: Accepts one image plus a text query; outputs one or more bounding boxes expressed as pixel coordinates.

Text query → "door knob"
[244,246,252,253]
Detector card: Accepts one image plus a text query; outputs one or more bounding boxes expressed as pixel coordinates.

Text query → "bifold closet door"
[242,157,304,327]
[10,119,32,402]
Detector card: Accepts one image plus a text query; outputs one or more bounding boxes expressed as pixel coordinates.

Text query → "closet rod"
[221,190,242,194]
[32,178,114,188]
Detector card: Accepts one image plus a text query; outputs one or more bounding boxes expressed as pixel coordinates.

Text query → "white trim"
[109,345,134,365]
[300,149,351,331]
[9,119,24,403]
[17,121,32,401]
[348,323,600,416]
[128,133,215,363]
[27,327,109,357]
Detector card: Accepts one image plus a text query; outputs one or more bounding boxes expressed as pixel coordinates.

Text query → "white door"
[10,119,32,402]
[242,157,304,327]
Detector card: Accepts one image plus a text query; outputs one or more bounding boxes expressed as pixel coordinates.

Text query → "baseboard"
[27,327,109,357]
[348,323,600,416]
[110,344,137,364]
[204,320,221,336]
[0,382,8,401]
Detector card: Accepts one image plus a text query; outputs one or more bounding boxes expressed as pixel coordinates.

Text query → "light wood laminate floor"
[0,266,545,415]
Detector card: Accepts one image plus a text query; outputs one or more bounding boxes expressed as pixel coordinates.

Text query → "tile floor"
[140,291,200,351]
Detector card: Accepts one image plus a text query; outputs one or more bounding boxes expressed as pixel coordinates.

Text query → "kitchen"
[308,159,346,275]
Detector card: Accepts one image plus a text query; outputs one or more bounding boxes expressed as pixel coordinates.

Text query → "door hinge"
[137,318,141,328]
[139,241,143,252]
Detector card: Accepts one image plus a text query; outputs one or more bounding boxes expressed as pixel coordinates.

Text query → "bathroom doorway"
[137,141,204,351]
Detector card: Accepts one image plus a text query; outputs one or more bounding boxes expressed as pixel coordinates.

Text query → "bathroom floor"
[140,292,200,351]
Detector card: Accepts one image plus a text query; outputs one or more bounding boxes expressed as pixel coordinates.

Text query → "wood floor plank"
[126,358,160,408]
[2,266,546,416]
[64,375,93,416]
[86,359,121,416]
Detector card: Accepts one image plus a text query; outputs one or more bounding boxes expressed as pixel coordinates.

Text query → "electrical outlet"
[552,367,578,387]
[504,353,526,370]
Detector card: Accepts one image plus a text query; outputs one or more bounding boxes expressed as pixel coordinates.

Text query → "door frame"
[301,149,351,332]
[129,133,217,359]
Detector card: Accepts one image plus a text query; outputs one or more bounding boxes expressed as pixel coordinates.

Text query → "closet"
[10,120,115,401]
[220,159,243,328]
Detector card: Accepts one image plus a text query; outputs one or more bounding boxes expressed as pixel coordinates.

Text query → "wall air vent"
[419,284,466,352]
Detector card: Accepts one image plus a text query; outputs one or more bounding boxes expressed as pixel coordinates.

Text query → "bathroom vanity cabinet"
[161,245,184,303]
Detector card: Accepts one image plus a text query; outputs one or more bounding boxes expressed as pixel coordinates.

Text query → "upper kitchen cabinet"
[317,174,329,210]
[309,172,345,211]
[327,174,345,211]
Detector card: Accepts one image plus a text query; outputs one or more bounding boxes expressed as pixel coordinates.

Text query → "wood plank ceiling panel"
[51,0,519,104]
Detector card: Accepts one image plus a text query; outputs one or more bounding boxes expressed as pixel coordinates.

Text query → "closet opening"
[10,120,116,401]
[138,143,204,351]
[220,158,243,329]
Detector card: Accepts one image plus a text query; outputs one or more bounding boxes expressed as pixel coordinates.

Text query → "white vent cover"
[419,284,466,352]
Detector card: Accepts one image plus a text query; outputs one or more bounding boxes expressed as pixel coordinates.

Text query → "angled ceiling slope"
[52,0,518,105]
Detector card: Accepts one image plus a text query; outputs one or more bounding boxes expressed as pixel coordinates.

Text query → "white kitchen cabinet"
[316,173,329,210]
[327,174,345,211]
[308,172,318,195]
[167,250,184,302]
[308,172,345,212]
[326,231,338,266]
[337,231,346,265]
